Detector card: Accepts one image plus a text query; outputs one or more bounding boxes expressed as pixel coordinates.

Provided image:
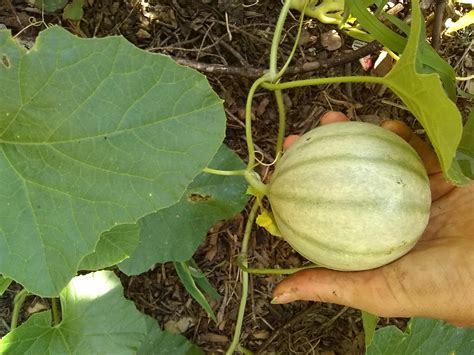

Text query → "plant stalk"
[269,0,293,79]
[51,297,61,326]
[245,76,270,169]
[263,75,385,91]
[226,200,259,355]
[274,90,286,156]
[11,289,30,330]
[238,263,320,275]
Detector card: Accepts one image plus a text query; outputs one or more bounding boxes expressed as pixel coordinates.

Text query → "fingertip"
[380,119,412,142]
[381,119,443,175]
[320,111,348,125]
[283,134,300,150]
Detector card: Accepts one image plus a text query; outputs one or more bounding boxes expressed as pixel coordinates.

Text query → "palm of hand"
[272,113,474,327]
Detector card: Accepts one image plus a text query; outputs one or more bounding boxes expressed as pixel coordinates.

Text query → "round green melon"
[267,121,431,271]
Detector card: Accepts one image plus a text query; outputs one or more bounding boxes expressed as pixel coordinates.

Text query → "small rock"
[321,30,342,51]
[164,317,194,334]
[200,333,229,343]
[136,29,152,39]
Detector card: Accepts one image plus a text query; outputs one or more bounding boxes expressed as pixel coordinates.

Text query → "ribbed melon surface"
[268,121,431,271]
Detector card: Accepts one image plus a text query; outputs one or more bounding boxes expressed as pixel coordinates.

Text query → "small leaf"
[446,10,474,34]
[0,271,150,353]
[63,0,85,21]
[174,261,218,323]
[0,276,11,295]
[79,224,140,271]
[118,145,248,275]
[367,318,474,354]
[361,310,380,348]
[33,0,69,12]
[188,259,221,301]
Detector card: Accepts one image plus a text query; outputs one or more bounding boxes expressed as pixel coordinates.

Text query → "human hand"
[272,112,474,328]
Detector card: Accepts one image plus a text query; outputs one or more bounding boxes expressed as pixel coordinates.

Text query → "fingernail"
[271,292,292,304]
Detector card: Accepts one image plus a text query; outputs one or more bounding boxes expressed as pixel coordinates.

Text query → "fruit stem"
[245,171,269,197]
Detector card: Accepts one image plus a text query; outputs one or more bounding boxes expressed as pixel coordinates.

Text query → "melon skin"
[268,121,431,271]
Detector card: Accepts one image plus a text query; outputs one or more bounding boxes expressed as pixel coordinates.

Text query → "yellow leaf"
[256,209,282,237]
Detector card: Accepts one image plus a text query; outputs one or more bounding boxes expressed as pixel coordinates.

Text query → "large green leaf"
[119,145,248,275]
[0,271,161,353]
[79,224,140,271]
[367,318,474,354]
[139,318,203,355]
[380,1,465,183]
[0,26,225,296]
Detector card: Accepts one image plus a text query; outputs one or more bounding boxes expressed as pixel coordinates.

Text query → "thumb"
[271,268,411,318]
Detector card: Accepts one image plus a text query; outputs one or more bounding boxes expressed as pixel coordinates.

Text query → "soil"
[0,0,472,354]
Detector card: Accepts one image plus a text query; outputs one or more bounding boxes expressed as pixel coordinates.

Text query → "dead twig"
[432,0,446,51]
[173,41,382,79]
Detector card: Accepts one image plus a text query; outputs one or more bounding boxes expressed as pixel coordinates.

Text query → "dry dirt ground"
[0,0,472,354]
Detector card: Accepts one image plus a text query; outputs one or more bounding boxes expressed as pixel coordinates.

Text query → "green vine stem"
[237,261,320,275]
[11,289,30,330]
[274,89,286,156]
[51,297,61,326]
[269,0,293,79]
[263,75,385,91]
[245,76,270,169]
[226,200,259,355]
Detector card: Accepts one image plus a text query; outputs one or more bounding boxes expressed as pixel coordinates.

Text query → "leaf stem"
[202,167,247,176]
[263,75,385,91]
[11,289,30,330]
[51,297,61,326]
[226,200,259,355]
[274,90,286,156]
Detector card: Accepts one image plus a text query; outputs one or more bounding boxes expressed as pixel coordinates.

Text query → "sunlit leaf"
[0,26,225,296]
[446,10,474,34]
[0,271,148,353]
